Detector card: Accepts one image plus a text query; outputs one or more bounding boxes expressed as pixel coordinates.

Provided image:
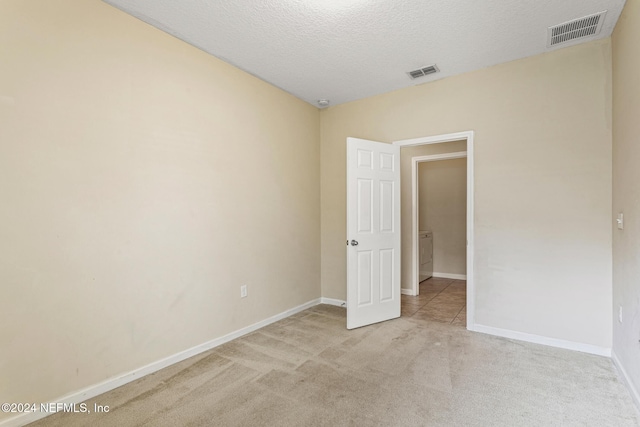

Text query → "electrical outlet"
[617,213,624,230]
[240,285,248,298]
[619,305,623,323]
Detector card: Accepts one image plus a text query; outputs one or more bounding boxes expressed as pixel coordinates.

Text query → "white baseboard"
[320,297,346,307]
[472,324,611,357]
[433,272,467,280]
[401,288,416,296]
[0,298,323,427]
[612,350,640,413]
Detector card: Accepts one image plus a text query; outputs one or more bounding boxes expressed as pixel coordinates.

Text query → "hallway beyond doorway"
[401,277,466,327]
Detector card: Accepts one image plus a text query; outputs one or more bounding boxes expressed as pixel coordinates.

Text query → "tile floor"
[401,277,466,326]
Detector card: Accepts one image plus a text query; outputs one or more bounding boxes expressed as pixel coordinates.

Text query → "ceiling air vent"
[548,11,607,47]
[407,64,439,80]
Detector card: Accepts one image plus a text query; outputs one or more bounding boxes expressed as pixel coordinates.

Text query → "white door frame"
[393,131,475,331]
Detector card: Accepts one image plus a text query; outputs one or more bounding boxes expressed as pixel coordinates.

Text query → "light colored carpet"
[30,305,639,426]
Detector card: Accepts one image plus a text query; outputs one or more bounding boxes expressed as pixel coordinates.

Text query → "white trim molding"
[401,288,416,296]
[393,131,474,147]
[612,351,640,412]
[393,130,475,331]
[320,297,346,307]
[473,324,612,357]
[433,272,467,280]
[0,298,324,427]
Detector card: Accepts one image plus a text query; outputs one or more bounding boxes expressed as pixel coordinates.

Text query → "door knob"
[350,240,359,246]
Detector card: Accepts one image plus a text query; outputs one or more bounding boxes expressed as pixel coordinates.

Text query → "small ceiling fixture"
[547,11,607,47]
[407,64,439,80]
[317,99,330,107]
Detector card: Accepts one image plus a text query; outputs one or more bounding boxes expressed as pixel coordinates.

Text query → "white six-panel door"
[346,137,401,329]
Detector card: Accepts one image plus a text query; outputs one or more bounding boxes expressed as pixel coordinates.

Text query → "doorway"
[412,152,467,295]
[393,131,475,330]
[402,153,467,326]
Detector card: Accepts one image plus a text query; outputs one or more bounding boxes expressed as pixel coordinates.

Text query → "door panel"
[347,137,401,329]
[357,251,373,306]
[380,180,394,232]
[357,179,373,233]
[379,248,394,302]
[380,152,395,171]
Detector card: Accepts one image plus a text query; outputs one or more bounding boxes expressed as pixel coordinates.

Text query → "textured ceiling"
[103,0,625,107]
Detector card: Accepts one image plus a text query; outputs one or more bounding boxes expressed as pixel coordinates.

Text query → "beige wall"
[321,39,612,348]
[612,0,640,400]
[0,0,320,414]
[399,141,467,289]
[419,158,467,276]
[0,0,620,415]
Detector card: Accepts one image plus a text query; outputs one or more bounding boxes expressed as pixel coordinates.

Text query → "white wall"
[321,39,613,350]
[612,0,640,405]
[419,158,467,276]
